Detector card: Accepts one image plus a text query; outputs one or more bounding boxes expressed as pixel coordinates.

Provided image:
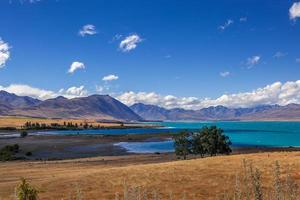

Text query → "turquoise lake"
[39,121,300,153]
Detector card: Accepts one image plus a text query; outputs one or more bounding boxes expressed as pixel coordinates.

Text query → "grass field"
[1,152,300,199]
[0,116,136,129]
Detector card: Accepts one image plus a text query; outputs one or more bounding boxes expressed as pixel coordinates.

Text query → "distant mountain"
[1,90,300,121]
[130,103,300,121]
[130,103,170,121]
[0,91,142,121]
[0,90,41,108]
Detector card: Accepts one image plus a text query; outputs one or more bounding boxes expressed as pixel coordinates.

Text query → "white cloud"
[18,0,42,3]
[0,84,56,100]
[116,80,300,110]
[273,51,287,58]
[240,17,247,22]
[0,84,88,100]
[220,71,230,77]
[58,86,88,98]
[113,34,122,41]
[0,38,10,68]
[79,24,97,37]
[219,19,234,30]
[119,34,142,52]
[246,55,261,68]
[102,74,119,81]
[289,2,300,20]
[68,61,85,74]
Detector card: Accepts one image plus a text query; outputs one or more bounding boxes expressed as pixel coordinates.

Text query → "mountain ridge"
[130,103,300,121]
[0,91,142,121]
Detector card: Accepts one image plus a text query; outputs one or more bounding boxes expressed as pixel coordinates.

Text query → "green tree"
[191,133,205,157]
[198,126,231,156]
[173,131,191,160]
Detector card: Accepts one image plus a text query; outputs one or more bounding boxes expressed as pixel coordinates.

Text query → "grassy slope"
[1,152,300,199]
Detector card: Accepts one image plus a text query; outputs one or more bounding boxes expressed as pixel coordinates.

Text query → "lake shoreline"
[1,132,300,161]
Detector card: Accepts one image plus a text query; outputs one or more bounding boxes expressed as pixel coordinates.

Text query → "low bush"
[0,144,19,161]
[20,131,28,138]
[15,178,39,200]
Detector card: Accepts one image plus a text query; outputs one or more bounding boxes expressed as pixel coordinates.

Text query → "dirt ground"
[1,152,300,199]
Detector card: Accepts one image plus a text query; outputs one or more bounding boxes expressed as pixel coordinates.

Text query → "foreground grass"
[1,152,300,199]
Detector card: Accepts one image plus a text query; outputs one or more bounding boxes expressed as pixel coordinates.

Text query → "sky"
[1,0,300,109]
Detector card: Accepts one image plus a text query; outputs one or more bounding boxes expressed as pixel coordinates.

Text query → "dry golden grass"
[0,116,134,129]
[1,152,300,199]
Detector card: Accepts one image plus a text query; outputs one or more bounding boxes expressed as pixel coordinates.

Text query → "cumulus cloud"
[0,84,88,100]
[220,71,230,77]
[102,74,119,81]
[58,86,88,98]
[119,34,142,52]
[289,2,300,20]
[0,84,56,100]
[116,80,300,110]
[246,55,261,68]
[219,19,234,30]
[68,61,85,74]
[0,38,10,68]
[79,24,97,37]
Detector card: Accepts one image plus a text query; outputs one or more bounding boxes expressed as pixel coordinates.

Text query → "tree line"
[23,121,98,130]
[173,126,232,159]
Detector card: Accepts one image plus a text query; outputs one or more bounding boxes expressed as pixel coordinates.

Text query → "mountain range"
[1,90,300,121]
[130,103,300,121]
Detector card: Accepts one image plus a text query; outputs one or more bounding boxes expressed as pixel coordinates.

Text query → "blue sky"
[1,0,300,109]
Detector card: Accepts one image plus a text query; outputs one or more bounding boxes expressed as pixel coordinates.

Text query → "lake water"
[38,121,300,153]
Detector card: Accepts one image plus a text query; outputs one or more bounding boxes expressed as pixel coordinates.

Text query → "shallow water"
[38,121,300,153]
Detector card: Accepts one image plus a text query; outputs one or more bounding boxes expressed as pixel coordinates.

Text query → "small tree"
[198,126,231,156]
[15,178,39,200]
[173,131,191,159]
[20,131,28,138]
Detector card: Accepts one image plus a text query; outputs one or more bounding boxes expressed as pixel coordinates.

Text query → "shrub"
[220,160,300,200]
[0,144,20,161]
[25,152,32,156]
[15,178,39,200]
[20,131,28,138]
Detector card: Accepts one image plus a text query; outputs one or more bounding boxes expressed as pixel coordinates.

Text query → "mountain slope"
[0,91,40,108]
[0,91,142,121]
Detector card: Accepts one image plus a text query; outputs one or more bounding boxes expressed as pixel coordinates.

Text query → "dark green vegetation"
[23,121,95,130]
[20,121,142,131]
[0,144,20,161]
[15,178,39,200]
[20,131,28,138]
[173,126,232,159]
